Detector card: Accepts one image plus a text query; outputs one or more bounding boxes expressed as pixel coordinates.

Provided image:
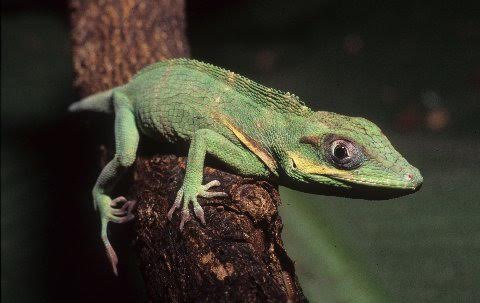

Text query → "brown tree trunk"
[70,0,306,301]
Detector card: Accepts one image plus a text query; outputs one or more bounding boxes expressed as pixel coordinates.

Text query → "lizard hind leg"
[91,92,139,275]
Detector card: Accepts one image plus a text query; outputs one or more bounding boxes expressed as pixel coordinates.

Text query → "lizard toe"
[167,188,183,221]
[179,209,191,231]
[110,214,135,224]
[193,203,206,225]
[200,191,227,198]
[119,200,136,213]
[202,180,221,191]
[110,196,127,207]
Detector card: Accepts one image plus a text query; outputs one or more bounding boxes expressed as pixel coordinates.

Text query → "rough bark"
[70,0,306,301]
[71,0,189,95]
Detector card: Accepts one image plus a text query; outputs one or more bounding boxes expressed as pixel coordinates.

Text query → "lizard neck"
[268,112,319,179]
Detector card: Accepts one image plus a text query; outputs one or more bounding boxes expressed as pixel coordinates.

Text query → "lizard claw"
[109,198,136,222]
[169,179,226,229]
[194,206,206,225]
[119,199,136,213]
[167,188,183,221]
[110,196,127,207]
[179,209,191,231]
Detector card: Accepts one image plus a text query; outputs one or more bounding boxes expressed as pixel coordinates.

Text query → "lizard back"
[124,59,311,146]
[131,59,311,116]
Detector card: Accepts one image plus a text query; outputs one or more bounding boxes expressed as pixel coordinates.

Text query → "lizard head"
[282,111,423,200]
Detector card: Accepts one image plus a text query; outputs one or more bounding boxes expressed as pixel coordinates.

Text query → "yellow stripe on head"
[287,151,351,178]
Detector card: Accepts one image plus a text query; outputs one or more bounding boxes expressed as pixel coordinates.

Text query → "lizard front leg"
[167,129,272,230]
[92,92,139,275]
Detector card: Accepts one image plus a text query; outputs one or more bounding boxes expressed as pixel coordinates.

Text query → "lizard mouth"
[329,175,420,191]
[287,175,422,200]
[291,172,423,200]
[326,174,423,200]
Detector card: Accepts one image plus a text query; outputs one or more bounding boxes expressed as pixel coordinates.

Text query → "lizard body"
[69,58,423,275]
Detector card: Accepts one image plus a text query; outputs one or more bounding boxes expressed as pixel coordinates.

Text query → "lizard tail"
[68,88,115,113]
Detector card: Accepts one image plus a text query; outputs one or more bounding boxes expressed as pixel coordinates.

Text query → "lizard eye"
[327,138,363,170]
[333,143,349,160]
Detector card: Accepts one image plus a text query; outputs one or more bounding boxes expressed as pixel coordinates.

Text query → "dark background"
[2,0,479,302]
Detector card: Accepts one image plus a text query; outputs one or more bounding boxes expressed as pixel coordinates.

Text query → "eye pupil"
[334,144,349,159]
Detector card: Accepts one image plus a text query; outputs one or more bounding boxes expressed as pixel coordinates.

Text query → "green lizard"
[69,58,423,275]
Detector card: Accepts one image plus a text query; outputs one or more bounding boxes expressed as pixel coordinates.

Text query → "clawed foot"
[109,196,136,222]
[97,195,136,275]
[167,180,227,230]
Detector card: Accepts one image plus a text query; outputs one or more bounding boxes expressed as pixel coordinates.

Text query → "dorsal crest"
[134,58,312,116]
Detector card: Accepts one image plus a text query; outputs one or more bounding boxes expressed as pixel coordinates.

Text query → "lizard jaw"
[329,174,422,191]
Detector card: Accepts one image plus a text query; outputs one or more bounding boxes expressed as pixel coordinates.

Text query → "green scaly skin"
[69,58,423,275]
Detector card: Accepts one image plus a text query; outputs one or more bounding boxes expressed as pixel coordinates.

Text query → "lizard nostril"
[405,173,414,181]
